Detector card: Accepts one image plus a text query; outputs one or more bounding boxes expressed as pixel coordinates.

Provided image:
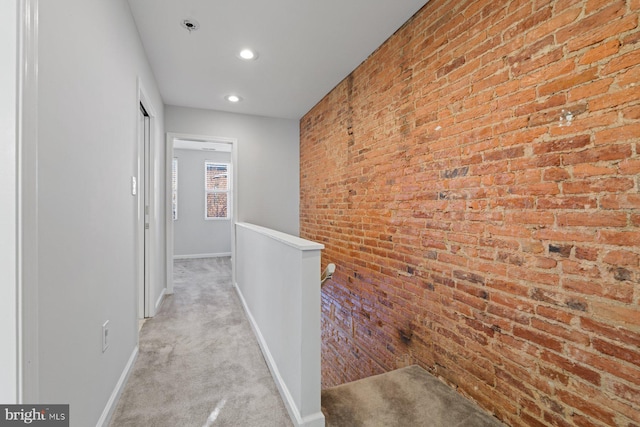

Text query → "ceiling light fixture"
[238,48,258,60]
[225,95,242,103]
[181,19,200,32]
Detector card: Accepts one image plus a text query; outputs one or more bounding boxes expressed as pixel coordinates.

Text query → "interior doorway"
[165,133,238,294]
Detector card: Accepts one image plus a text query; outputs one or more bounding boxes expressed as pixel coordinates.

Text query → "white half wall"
[235,222,324,427]
[164,106,301,236]
[0,0,18,404]
[173,148,232,257]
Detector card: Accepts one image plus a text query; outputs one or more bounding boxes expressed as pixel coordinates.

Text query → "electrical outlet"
[102,320,110,352]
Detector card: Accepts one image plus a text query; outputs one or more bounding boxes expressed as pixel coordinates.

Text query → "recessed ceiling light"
[226,95,242,103]
[238,49,258,60]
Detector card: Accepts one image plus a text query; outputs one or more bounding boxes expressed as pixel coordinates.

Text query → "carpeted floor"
[108,257,293,427]
[322,365,505,427]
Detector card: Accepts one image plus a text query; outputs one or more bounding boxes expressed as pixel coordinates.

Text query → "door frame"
[17,0,40,403]
[165,132,238,294]
[137,79,156,319]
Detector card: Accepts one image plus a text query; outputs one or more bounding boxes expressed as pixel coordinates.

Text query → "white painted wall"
[0,0,18,404]
[29,0,165,425]
[165,106,301,236]
[173,148,232,257]
[235,223,324,427]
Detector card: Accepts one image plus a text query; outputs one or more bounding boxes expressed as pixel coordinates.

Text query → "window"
[172,157,178,220]
[205,162,230,219]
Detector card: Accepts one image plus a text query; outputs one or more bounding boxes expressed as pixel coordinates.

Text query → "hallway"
[109,258,293,427]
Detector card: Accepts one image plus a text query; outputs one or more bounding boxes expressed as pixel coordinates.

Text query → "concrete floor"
[322,365,506,427]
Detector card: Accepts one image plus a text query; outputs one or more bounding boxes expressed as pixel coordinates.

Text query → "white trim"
[165,132,238,296]
[154,288,166,314]
[234,283,325,427]
[1,0,19,404]
[173,252,232,260]
[165,134,174,295]
[17,0,39,403]
[95,346,139,427]
[137,79,157,318]
[236,222,324,251]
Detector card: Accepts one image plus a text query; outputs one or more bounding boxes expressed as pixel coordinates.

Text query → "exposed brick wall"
[300,0,640,426]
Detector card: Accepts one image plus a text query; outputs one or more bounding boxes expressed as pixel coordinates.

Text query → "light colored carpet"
[109,257,293,427]
[321,365,505,427]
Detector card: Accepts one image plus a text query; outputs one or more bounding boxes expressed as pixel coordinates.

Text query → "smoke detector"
[181,19,200,32]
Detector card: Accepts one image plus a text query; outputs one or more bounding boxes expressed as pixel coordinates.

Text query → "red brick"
[619,159,640,175]
[541,351,602,386]
[538,68,599,96]
[598,230,640,247]
[575,246,598,261]
[513,326,564,351]
[602,49,640,75]
[558,1,624,39]
[601,195,640,209]
[536,305,575,324]
[301,0,640,423]
[591,301,640,329]
[525,7,582,43]
[561,260,600,278]
[557,212,627,227]
[595,124,640,145]
[531,317,590,345]
[539,365,570,385]
[585,0,615,14]
[533,229,595,243]
[563,177,635,194]
[537,196,597,210]
[515,93,567,117]
[505,211,554,225]
[522,59,576,90]
[613,65,640,89]
[567,344,640,386]
[593,338,640,367]
[562,144,632,165]
[533,134,590,155]
[580,317,640,348]
[572,163,615,178]
[543,167,570,181]
[556,389,616,425]
[571,413,602,427]
[563,278,634,303]
[612,381,640,406]
[603,250,640,267]
[579,39,621,64]
[622,104,640,120]
[567,14,638,52]
[505,6,553,40]
[590,86,640,111]
[567,77,614,103]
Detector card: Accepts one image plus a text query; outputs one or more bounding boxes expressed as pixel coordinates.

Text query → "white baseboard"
[173,252,231,260]
[96,346,139,427]
[234,283,325,427]
[154,288,167,314]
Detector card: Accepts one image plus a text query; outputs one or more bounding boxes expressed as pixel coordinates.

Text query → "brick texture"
[300,0,640,426]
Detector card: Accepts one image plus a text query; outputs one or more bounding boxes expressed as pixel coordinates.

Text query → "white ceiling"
[127,0,428,120]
